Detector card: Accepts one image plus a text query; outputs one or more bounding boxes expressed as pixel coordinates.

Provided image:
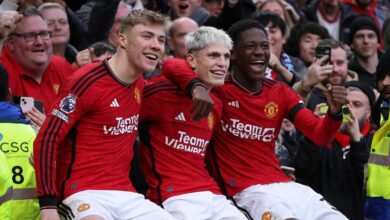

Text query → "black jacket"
[293,133,372,220]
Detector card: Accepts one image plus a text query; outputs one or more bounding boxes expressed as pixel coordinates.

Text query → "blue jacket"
[0,102,30,124]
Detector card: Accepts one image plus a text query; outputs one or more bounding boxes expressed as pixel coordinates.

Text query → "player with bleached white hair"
[138,26,247,220]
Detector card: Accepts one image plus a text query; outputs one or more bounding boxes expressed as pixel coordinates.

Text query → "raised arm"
[162,58,214,121]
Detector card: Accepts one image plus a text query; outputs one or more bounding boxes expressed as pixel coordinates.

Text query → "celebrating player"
[34,10,174,220]
[163,19,348,219]
[139,26,247,219]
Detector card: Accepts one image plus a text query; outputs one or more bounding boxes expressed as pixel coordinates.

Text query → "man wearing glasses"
[0,7,77,125]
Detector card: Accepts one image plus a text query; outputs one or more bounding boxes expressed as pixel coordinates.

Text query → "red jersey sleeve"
[283,85,343,147]
[162,58,201,95]
[33,71,95,208]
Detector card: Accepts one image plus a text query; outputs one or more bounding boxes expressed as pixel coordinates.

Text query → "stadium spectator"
[365,48,390,220]
[294,81,375,220]
[0,65,40,219]
[303,0,355,42]
[294,39,358,109]
[348,15,382,89]
[0,7,77,125]
[38,3,78,64]
[284,22,330,78]
[167,17,198,59]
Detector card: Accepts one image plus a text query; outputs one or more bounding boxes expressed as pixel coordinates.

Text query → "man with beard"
[294,81,376,220]
[162,19,348,219]
[301,39,358,111]
[364,48,390,220]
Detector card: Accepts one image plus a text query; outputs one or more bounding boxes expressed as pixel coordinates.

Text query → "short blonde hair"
[120,9,169,34]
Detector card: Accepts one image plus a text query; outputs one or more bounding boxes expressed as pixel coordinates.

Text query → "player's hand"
[40,209,60,220]
[190,85,214,121]
[25,107,46,129]
[304,56,332,89]
[326,84,348,114]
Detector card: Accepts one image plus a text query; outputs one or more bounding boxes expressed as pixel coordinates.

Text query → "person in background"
[294,81,375,220]
[303,0,355,42]
[348,15,382,89]
[167,17,198,59]
[365,48,390,220]
[284,22,330,77]
[0,65,40,219]
[0,7,78,127]
[294,39,358,109]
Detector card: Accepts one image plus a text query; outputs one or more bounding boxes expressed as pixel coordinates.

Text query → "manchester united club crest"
[53,84,60,94]
[208,113,215,130]
[262,211,272,220]
[264,101,278,119]
[134,87,141,104]
[77,203,90,212]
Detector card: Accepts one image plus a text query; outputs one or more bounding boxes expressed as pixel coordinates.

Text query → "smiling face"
[299,33,321,64]
[120,23,166,73]
[231,28,270,82]
[8,15,52,72]
[351,29,379,59]
[187,43,230,88]
[41,7,70,46]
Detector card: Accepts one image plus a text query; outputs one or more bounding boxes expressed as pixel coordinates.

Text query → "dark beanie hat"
[376,48,390,81]
[345,81,376,109]
[348,15,380,45]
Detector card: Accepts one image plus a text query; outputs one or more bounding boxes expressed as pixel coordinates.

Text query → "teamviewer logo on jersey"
[110,98,120,107]
[175,112,186,121]
[228,101,240,108]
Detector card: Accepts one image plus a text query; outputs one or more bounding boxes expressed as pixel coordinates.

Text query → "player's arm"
[162,58,214,121]
[288,85,347,147]
[33,79,90,211]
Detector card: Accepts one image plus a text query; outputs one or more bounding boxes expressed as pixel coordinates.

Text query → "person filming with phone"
[293,80,375,220]
[293,39,359,110]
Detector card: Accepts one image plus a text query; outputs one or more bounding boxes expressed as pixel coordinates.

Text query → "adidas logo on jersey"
[228,101,240,108]
[110,98,120,107]
[175,112,186,121]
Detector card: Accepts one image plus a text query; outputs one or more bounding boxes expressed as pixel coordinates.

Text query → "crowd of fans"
[0,0,389,219]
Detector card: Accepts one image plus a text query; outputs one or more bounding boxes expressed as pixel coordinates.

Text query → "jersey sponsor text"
[165,131,209,156]
[103,115,139,135]
[221,118,275,142]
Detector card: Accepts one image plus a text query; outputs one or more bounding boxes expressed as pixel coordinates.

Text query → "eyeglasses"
[10,31,52,42]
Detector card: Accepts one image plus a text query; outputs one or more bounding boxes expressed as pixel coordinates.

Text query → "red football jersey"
[1,45,77,112]
[34,60,144,207]
[139,75,222,204]
[162,58,343,197]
